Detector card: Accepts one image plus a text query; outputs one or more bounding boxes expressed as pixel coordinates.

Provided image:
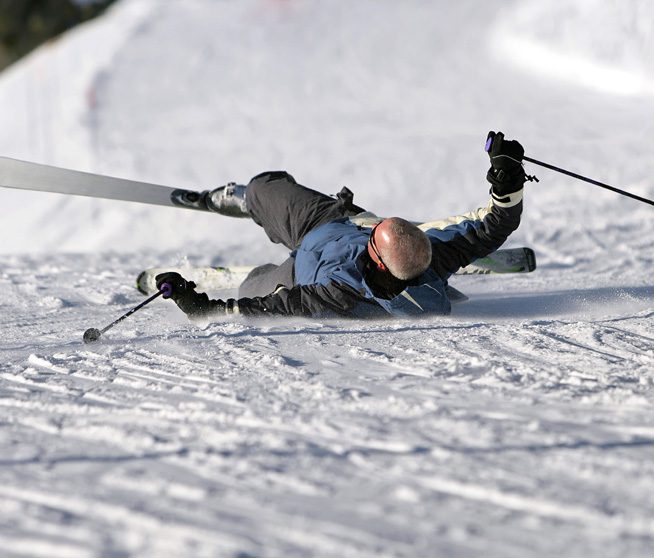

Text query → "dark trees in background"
[0,0,116,71]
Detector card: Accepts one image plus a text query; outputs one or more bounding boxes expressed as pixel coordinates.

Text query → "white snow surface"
[0,1,653,557]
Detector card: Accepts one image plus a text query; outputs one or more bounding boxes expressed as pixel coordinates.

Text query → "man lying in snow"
[156,131,525,319]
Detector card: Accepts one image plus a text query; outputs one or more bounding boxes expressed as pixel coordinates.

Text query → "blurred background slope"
[0,0,116,71]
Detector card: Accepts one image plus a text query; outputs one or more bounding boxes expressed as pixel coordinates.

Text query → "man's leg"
[238,257,295,298]
[245,171,365,249]
[215,171,365,297]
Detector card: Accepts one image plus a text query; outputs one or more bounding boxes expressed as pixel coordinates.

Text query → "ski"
[0,156,212,211]
[136,265,253,295]
[459,246,536,275]
[136,248,536,295]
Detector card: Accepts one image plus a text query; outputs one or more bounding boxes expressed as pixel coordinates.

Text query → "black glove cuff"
[174,291,213,317]
[490,187,523,208]
[177,293,237,318]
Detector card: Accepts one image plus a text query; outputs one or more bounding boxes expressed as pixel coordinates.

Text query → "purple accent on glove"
[485,135,493,152]
[160,283,173,299]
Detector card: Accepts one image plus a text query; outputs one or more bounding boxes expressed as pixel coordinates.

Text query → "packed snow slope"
[0,1,653,557]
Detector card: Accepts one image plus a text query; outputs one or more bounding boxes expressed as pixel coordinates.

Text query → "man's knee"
[247,171,296,200]
[246,171,298,218]
[238,258,295,298]
[248,171,297,186]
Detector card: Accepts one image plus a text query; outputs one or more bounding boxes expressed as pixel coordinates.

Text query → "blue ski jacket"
[235,189,523,319]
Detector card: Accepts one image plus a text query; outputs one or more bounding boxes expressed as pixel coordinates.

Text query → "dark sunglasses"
[368,222,388,272]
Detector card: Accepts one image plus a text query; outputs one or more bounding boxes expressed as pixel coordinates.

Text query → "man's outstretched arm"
[425,131,527,278]
[155,272,368,319]
[425,190,523,278]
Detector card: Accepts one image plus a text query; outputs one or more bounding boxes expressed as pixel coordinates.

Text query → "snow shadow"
[0,448,188,468]
[453,285,654,320]
[447,436,654,455]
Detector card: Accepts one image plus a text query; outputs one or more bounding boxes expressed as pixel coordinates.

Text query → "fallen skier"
[155,131,526,319]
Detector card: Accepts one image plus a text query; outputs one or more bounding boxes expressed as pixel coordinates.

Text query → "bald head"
[368,217,432,280]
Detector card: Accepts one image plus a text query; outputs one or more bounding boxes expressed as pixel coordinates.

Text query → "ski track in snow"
[1,253,653,557]
[0,0,653,557]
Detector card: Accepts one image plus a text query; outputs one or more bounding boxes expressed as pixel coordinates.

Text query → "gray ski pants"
[238,171,365,298]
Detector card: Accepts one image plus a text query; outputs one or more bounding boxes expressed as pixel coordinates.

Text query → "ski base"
[0,156,212,210]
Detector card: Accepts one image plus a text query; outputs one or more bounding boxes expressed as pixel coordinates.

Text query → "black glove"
[155,271,197,299]
[485,131,526,196]
[155,272,233,317]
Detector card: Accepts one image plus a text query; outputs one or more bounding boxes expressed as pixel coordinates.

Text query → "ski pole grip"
[485,132,495,153]
[160,282,173,299]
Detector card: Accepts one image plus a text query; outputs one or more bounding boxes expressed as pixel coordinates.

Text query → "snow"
[0,0,653,556]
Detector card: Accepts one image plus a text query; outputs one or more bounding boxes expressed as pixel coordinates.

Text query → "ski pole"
[83,283,172,343]
[522,155,654,207]
[484,132,654,207]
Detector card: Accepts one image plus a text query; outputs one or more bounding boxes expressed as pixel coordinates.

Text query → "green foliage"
[0,0,116,70]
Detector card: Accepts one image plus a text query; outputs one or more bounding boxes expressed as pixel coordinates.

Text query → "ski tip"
[136,271,149,295]
[523,248,537,272]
